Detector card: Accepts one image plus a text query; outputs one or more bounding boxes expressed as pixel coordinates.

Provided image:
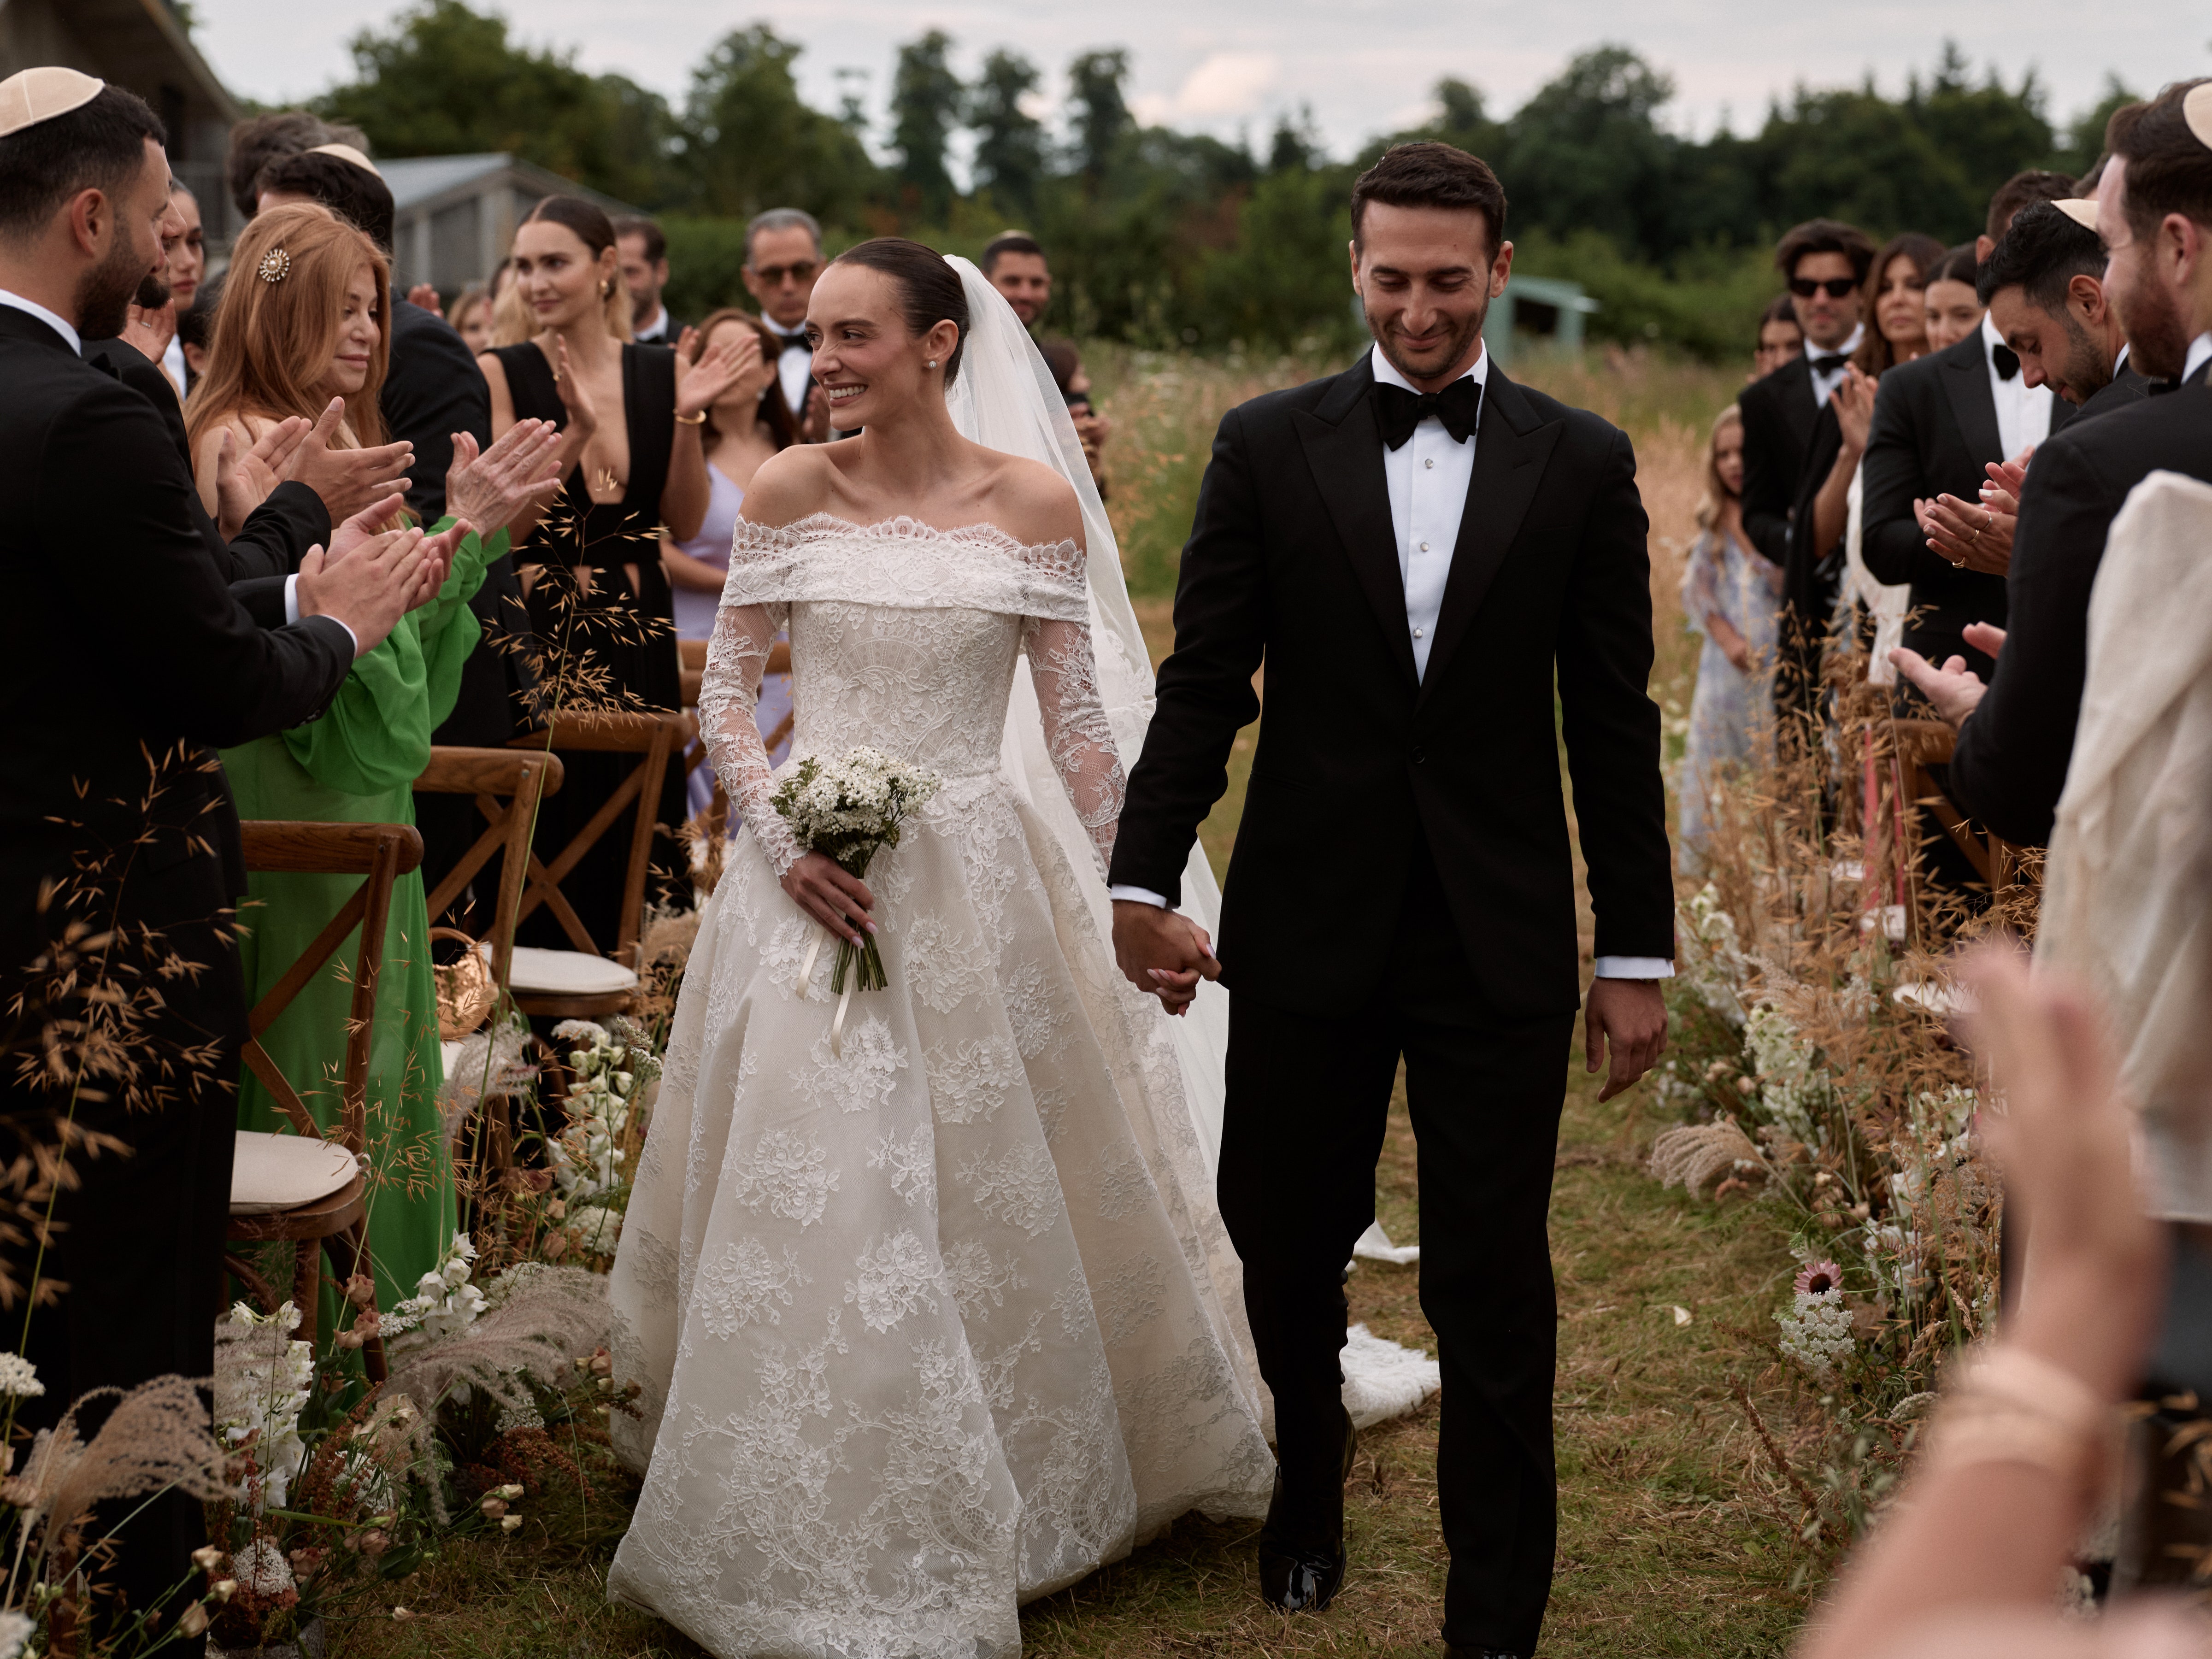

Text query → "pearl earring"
[926,359,937,368]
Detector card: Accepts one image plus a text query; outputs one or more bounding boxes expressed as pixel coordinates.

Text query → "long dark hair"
[688,307,799,450]
[831,238,970,384]
[1853,231,1946,375]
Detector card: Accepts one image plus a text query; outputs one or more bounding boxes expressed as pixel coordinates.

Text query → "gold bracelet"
[674,408,707,426]
[1920,1345,2114,1491]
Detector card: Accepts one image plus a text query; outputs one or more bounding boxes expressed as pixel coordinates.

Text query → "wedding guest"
[187,206,551,1312]
[982,230,1052,328]
[741,207,829,440]
[163,179,205,389]
[662,307,797,818]
[1678,405,1780,868]
[1751,294,1803,379]
[1899,80,2212,849]
[1738,220,1873,577]
[224,107,365,222]
[1860,172,2076,699]
[1979,200,2147,417]
[1038,336,1112,495]
[481,196,752,948]
[615,215,679,344]
[0,71,427,1644]
[1853,232,1945,375]
[1920,243,1986,351]
[449,283,494,353]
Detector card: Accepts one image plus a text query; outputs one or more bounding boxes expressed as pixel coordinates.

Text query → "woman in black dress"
[479,195,750,954]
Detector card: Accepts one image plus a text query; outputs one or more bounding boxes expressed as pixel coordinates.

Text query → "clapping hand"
[1918,447,2030,575]
[676,327,764,423]
[287,397,414,521]
[1110,901,1220,1017]
[548,335,599,437]
[406,282,444,319]
[802,384,833,443]
[293,524,439,658]
[121,296,178,375]
[444,420,564,535]
[1831,364,1877,453]
[212,416,312,540]
[1888,630,2003,729]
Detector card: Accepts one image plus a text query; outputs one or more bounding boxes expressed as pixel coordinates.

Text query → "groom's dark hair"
[1350,142,1507,257]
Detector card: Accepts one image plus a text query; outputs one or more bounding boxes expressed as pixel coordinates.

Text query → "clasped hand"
[1914,452,2032,576]
[1110,900,1219,1017]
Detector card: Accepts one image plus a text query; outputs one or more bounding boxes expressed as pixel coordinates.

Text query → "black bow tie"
[1372,377,1482,449]
[1992,343,2021,381]
[1807,353,1848,376]
[776,332,811,355]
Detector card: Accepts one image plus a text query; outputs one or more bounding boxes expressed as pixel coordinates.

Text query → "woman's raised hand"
[676,328,764,422]
[549,334,599,436]
[444,419,565,533]
[1833,365,1877,453]
[212,416,311,539]
[781,852,876,947]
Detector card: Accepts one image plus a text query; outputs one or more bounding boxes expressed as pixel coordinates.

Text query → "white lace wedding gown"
[605,514,1276,1659]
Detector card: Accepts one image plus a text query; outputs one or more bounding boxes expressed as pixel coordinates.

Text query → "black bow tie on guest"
[774,331,812,355]
[1807,353,1849,376]
[1992,343,2021,381]
[1371,377,1483,450]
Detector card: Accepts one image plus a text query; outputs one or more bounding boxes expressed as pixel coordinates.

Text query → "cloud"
[1172,50,1280,120]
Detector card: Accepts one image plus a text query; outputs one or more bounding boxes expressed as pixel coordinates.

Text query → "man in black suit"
[1859,172,2078,689]
[616,215,682,344]
[0,70,444,1641]
[1898,82,2212,847]
[1108,143,1673,1659]
[1983,200,2148,423]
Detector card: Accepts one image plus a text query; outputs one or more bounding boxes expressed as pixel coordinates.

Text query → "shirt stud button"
[1419,540,1430,552]
[1424,457,1435,469]
[1413,627,1424,637]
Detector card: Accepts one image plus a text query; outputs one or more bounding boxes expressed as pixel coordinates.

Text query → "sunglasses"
[1788,276,1859,300]
[752,260,819,286]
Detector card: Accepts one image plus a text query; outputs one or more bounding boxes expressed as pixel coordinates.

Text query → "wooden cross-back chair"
[504,708,692,1019]
[225,820,422,1378]
[677,637,792,839]
[1890,716,2030,904]
[415,746,564,994]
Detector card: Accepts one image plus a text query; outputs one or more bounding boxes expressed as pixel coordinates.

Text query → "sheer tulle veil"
[943,256,1233,1172]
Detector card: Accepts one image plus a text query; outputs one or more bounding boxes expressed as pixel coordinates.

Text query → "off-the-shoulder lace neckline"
[737,512,1080,560]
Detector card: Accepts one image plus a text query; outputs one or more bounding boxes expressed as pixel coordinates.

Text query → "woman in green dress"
[191,205,560,1312]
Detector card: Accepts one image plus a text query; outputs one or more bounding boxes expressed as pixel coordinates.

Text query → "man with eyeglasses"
[1859,171,2076,703]
[742,206,831,441]
[1737,219,1875,594]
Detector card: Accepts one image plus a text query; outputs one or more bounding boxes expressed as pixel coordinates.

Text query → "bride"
[604,241,1279,1657]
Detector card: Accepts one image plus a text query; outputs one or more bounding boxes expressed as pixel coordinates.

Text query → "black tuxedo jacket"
[1861,333,2075,677]
[0,308,352,961]
[1948,375,2212,846]
[2075,357,2152,423]
[81,335,331,608]
[1738,355,1819,568]
[1109,354,1675,1020]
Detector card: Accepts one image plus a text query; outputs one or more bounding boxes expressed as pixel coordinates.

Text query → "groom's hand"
[1112,900,1219,1017]
[1585,977,1667,1101]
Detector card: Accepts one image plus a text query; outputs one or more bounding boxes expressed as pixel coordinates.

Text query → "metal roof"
[378,152,639,220]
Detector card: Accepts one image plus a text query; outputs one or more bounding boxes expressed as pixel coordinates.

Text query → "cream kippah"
[306,141,382,177]
[0,67,105,139]
[2188,83,2212,151]
[2053,198,2099,233]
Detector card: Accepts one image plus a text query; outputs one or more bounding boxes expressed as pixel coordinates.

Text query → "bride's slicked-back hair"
[833,238,969,384]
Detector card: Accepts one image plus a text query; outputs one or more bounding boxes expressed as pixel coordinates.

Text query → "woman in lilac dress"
[665,308,798,820]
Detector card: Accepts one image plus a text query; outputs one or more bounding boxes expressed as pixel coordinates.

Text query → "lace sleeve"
[700,594,800,876]
[1022,610,1126,874]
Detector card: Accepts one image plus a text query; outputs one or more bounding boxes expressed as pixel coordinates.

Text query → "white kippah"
[306,141,382,178]
[2053,198,2099,234]
[2188,83,2212,153]
[0,67,105,139]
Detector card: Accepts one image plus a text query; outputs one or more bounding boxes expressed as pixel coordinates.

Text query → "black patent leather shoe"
[1256,1405,1357,1612]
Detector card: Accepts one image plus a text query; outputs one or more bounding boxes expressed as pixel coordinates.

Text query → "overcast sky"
[192,0,2205,163]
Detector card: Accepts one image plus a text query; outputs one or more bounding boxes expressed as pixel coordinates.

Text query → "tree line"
[307,1,2137,359]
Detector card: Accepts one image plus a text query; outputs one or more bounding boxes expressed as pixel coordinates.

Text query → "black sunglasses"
[752,260,819,285]
[1788,276,1858,300]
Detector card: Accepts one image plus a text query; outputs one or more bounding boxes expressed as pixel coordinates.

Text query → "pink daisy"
[1794,1260,1843,1298]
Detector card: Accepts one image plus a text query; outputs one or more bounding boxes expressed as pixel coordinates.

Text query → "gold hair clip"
[256,247,292,284]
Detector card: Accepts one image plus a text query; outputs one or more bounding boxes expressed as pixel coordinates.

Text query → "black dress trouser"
[1216,829,1575,1656]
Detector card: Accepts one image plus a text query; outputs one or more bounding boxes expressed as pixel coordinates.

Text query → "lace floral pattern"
[606,518,1271,1659]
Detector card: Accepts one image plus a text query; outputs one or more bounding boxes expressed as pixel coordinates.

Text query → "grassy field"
[329,346,1812,1659]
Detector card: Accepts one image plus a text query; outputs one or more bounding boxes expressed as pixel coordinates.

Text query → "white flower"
[552,1019,609,1046]
[233,1538,295,1597]
[566,1205,623,1253]
[0,1608,32,1659]
[0,1354,44,1399]
[1776,1286,1856,1381]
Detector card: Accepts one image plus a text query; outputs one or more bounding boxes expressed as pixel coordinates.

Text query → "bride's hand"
[782,852,875,945]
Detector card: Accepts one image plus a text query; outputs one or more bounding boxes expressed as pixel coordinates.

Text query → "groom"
[1109,141,1674,1658]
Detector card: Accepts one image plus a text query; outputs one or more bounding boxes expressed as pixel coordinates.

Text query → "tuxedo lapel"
[1775,357,1818,455]
[1293,356,1420,686]
[1939,337,2003,465]
[1417,370,1562,707]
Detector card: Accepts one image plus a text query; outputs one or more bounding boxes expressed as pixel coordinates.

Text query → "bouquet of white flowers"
[772,747,941,1021]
